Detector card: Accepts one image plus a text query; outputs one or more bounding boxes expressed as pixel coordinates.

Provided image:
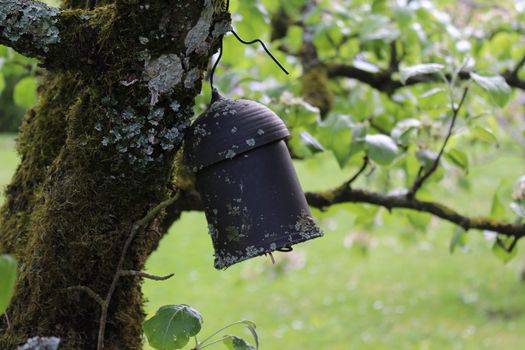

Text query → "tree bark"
[0,0,229,348]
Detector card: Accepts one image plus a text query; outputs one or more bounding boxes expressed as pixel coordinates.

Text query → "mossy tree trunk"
[0,0,229,348]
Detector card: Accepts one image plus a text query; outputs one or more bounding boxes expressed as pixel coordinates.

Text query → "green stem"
[198,336,231,350]
[197,321,249,348]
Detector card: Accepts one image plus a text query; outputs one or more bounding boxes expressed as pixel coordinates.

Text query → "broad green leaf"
[317,114,353,167]
[365,134,399,166]
[352,59,381,73]
[449,227,467,253]
[143,304,203,350]
[492,236,518,263]
[490,190,506,218]
[391,118,421,145]
[233,1,269,40]
[348,123,367,159]
[406,211,431,231]
[400,64,444,84]
[278,93,320,128]
[470,72,512,107]
[13,76,38,108]
[359,15,400,43]
[415,149,438,172]
[510,202,525,218]
[239,320,259,349]
[299,131,324,153]
[0,254,17,315]
[223,335,255,350]
[444,148,469,172]
[470,126,498,144]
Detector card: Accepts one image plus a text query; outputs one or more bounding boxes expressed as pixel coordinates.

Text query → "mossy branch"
[0,0,114,67]
[327,63,525,93]
[305,186,525,239]
[119,270,174,281]
[0,0,62,59]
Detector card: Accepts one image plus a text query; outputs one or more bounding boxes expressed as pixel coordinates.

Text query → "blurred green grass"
[1,133,524,350]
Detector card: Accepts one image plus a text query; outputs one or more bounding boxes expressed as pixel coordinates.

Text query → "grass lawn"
[1,133,524,349]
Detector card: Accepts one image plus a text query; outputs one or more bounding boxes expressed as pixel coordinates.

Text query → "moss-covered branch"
[0,0,62,59]
[0,0,116,68]
[327,63,525,93]
[305,186,525,239]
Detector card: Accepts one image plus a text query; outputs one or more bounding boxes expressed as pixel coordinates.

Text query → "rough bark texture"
[0,0,229,348]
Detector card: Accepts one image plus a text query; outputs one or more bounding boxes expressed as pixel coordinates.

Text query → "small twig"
[343,157,369,188]
[197,321,253,349]
[407,87,469,198]
[388,41,399,72]
[119,270,174,281]
[68,286,105,307]
[198,336,231,349]
[97,194,179,350]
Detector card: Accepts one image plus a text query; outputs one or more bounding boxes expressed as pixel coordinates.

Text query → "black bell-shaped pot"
[185,90,323,269]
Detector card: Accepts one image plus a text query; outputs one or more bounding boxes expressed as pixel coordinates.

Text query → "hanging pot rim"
[185,91,290,171]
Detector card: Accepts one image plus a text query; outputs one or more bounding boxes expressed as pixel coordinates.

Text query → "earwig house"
[185,90,323,269]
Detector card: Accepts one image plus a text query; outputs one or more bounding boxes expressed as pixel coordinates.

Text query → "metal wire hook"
[209,28,290,94]
[230,29,289,75]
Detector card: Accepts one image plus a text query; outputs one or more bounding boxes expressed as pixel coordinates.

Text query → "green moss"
[301,65,334,119]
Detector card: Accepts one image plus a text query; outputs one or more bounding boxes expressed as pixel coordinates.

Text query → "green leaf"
[470,126,498,144]
[359,15,400,43]
[278,93,320,128]
[490,190,506,218]
[399,63,444,84]
[0,254,17,315]
[299,131,325,153]
[510,202,525,218]
[316,114,353,167]
[236,320,258,349]
[470,72,512,107]
[0,74,5,94]
[492,236,518,263]
[365,134,399,166]
[415,149,438,172]
[449,227,467,253]
[143,304,203,350]
[444,148,469,172]
[391,118,421,145]
[223,335,255,350]
[13,76,37,108]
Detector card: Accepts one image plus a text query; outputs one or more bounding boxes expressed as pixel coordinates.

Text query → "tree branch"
[343,156,369,187]
[0,0,63,59]
[305,186,525,239]
[407,87,469,198]
[328,64,525,92]
[158,172,523,243]
[119,270,174,281]
[511,55,525,77]
[0,0,115,67]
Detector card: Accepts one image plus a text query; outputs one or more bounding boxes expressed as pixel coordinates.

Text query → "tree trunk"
[0,0,228,348]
